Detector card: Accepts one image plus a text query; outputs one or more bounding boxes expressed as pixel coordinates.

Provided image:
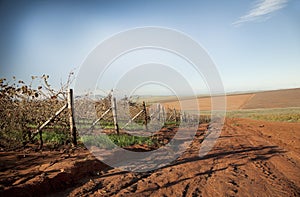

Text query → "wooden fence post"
[68,89,77,146]
[143,101,148,131]
[111,97,119,135]
[161,105,165,123]
[180,111,186,123]
[157,104,161,121]
[173,108,177,123]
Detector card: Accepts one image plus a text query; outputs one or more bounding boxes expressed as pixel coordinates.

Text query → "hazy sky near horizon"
[0,0,299,94]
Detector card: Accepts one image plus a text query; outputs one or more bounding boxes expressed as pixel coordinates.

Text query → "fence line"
[86,94,210,134]
[31,89,211,149]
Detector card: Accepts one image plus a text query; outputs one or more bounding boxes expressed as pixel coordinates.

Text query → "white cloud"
[233,0,288,26]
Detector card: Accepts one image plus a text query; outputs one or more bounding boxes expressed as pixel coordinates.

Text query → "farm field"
[0,88,300,196]
[162,88,300,111]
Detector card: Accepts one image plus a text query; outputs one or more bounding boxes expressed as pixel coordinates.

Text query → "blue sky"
[0,0,299,93]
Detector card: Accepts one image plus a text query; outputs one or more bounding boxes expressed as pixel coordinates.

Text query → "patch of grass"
[80,135,115,148]
[109,134,155,147]
[227,108,300,122]
[121,124,145,131]
[80,134,156,148]
[164,121,179,126]
[36,131,69,144]
[249,113,300,122]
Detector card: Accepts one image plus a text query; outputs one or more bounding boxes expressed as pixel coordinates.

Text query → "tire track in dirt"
[226,119,300,196]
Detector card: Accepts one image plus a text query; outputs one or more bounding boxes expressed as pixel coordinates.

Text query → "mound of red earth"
[1,118,300,196]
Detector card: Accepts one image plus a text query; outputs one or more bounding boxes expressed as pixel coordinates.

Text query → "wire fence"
[75,92,211,135]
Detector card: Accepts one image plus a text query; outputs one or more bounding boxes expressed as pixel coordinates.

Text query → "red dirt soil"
[163,88,300,111]
[1,118,300,197]
[242,88,300,109]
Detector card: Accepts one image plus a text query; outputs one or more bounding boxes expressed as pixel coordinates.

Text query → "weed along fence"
[75,92,211,137]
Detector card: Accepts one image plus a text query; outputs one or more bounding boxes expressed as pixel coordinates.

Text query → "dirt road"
[63,118,300,197]
[1,118,299,197]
